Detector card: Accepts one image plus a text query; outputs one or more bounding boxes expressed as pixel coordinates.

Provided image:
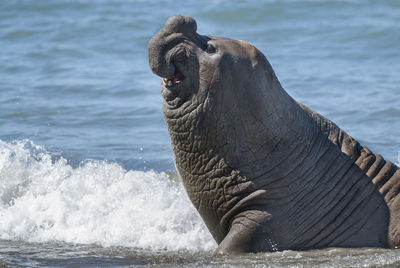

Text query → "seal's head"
[148,15,277,110]
[148,15,293,171]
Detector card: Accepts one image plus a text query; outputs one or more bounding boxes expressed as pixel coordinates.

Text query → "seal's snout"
[148,15,196,80]
[164,15,197,37]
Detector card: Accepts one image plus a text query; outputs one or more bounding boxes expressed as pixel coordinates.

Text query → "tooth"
[167,80,173,87]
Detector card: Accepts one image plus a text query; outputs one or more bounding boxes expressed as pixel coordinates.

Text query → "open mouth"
[162,68,185,88]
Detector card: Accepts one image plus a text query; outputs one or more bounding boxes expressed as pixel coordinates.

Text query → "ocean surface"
[0,0,399,267]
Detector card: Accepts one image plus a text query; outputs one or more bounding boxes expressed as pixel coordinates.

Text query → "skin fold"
[147,15,400,254]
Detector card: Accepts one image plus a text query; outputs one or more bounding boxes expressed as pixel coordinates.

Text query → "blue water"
[0,0,399,267]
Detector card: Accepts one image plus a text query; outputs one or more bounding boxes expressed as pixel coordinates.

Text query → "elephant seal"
[147,15,400,253]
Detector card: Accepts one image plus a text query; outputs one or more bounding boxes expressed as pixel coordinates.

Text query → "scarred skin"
[147,15,400,254]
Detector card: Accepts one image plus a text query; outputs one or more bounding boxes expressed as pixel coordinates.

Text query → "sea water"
[0,0,399,267]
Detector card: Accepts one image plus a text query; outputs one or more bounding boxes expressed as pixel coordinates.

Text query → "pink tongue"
[173,70,184,83]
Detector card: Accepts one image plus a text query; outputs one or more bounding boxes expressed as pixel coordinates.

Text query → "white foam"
[0,140,216,251]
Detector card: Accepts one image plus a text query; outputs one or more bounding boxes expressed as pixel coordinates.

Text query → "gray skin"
[148,15,400,254]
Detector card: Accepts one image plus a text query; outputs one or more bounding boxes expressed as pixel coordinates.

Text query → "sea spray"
[0,140,216,251]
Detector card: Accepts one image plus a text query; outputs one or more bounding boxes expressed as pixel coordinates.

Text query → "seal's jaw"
[160,63,192,103]
[162,68,185,87]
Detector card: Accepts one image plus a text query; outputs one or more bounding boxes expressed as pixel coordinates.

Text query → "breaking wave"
[0,140,216,251]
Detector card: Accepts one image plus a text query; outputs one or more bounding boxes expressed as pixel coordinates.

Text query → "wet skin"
[148,15,400,254]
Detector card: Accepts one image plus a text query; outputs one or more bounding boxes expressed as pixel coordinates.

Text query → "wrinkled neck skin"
[165,72,312,175]
[164,59,307,169]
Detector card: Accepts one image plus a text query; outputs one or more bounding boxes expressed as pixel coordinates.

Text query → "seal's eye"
[206,43,216,54]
